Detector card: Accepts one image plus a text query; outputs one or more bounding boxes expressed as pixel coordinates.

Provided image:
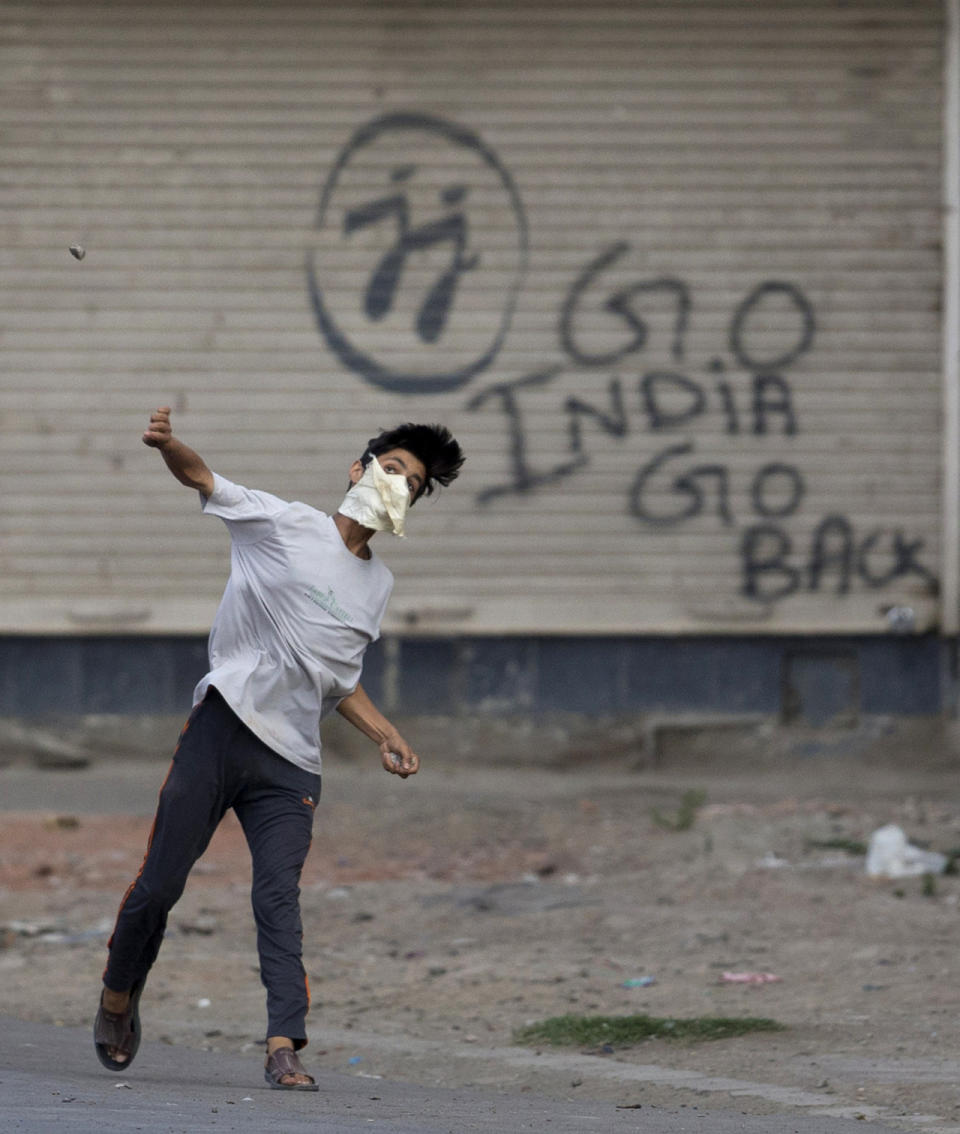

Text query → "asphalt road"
[1,1017,910,1134]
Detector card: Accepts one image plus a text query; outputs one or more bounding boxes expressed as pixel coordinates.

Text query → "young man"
[94,407,464,1090]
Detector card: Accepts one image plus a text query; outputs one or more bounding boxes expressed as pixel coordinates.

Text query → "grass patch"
[805,837,867,855]
[651,788,707,831]
[514,1013,785,1048]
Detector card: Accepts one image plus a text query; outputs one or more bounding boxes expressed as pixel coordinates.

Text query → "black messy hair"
[362,423,465,501]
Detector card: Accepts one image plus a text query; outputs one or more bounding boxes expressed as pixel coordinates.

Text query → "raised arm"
[142,407,215,496]
[336,683,420,779]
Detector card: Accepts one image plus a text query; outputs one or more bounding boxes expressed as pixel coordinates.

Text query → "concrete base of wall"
[0,633,948,721]
[0,634,953,771]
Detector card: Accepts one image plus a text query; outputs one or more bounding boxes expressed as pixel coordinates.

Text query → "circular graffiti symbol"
[307,113,528,395]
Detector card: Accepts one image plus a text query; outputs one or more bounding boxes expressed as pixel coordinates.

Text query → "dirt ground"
[2,714,960,1130]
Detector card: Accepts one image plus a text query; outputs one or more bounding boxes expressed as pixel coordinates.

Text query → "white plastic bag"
[865,824,947,878]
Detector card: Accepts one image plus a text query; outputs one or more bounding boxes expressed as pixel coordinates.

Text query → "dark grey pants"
[104,686,322,1048]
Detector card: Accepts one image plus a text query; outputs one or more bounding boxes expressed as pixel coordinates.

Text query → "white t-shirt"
[194,473,394,774]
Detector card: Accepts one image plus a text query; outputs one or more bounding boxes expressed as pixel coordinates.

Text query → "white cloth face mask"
[337,457,410,537]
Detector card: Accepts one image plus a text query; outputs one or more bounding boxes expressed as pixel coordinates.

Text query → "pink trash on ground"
[720,971,782,984]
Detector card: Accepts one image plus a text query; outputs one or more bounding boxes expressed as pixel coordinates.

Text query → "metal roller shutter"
[0,0,945,635]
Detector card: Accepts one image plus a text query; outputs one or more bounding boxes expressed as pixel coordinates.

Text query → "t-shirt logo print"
[305,585,353,624]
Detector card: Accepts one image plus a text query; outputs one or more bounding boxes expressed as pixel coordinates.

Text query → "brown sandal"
[264,1046,319,1091]
[93,980,144,1071]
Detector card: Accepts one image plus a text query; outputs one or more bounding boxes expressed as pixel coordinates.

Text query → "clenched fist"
[143,407,173,449]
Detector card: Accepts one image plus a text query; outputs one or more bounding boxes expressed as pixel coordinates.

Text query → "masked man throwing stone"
[94,407,464,1090]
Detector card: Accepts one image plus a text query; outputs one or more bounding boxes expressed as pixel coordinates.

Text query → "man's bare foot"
[102,987,130,1014]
